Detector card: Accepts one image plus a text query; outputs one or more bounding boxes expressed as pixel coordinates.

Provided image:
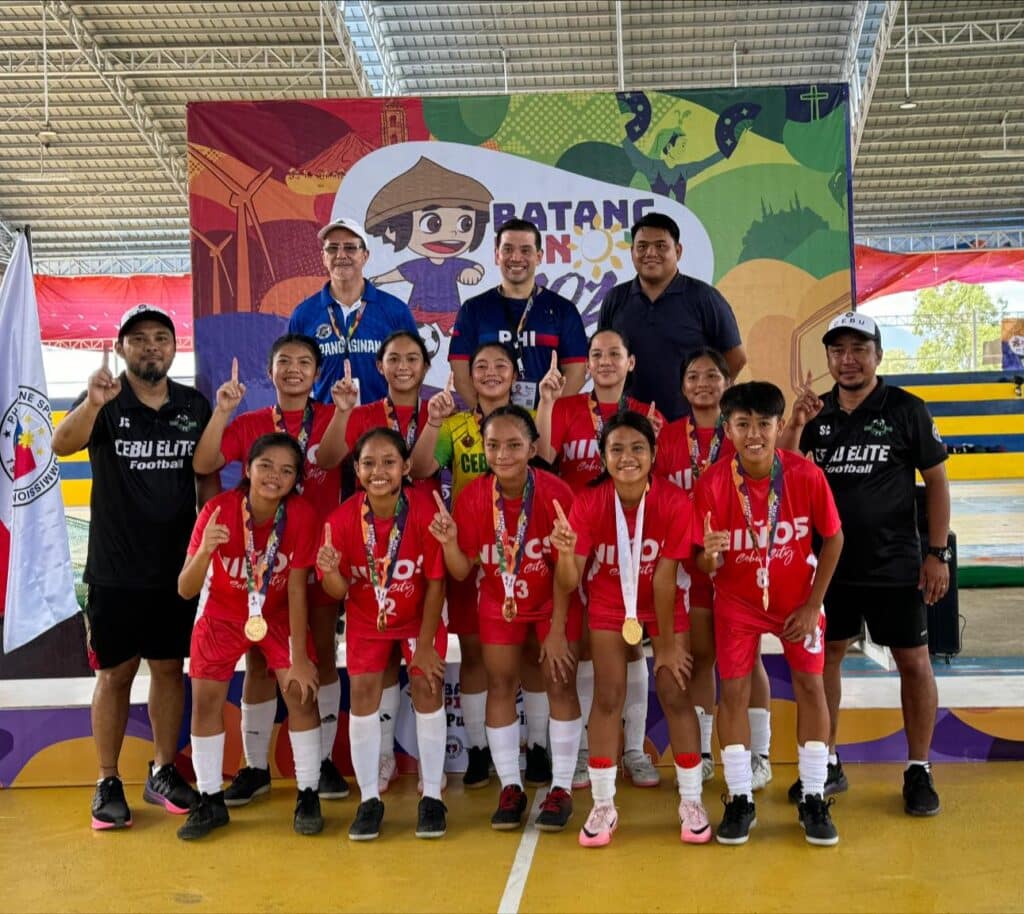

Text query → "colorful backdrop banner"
[187,87,854,406]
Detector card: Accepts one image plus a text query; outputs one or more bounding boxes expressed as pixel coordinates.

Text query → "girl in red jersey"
[318,428,448,841]
[176,433,321,841]
[192,334,350,805]
[316,329,438,796]
[655,348,774,791]
[429,406,583,833]
[535,329,664,792]
[560,411,709,848]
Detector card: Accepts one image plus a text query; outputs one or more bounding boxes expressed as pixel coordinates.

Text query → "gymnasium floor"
[3,762,1022,914]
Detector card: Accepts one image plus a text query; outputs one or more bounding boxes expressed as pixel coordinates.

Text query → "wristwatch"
[926,545,952,563]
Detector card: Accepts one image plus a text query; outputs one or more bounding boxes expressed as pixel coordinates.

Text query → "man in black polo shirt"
[53,304,216,830]
[597,212,746,421]
[781,311,950,816]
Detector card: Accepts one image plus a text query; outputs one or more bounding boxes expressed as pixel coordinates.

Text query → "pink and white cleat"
[579,803,619,848]
[679,798,712,844]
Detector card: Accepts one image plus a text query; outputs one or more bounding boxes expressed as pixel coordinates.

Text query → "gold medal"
[244,615,268,642]
[762,585,770,612]
[502,596,517,621]
[621,617,643,645]
[376,609,387,633]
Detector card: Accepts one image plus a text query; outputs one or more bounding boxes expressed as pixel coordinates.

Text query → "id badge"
[510,380,538,409]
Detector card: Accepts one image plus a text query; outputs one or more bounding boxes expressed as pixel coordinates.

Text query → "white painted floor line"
[497,789,546,914]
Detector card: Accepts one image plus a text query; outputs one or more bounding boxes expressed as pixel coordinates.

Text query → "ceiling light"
[899,97,918,110]
[11,171,74,184]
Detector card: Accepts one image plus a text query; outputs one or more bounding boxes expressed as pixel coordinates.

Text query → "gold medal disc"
[621,617,643,645]
[244,615,268,642]
[502,596,517,621]
[376,610,387,633]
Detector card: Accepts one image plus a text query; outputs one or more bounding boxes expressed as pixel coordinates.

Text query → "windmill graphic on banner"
[190,227,234,315]
[188,145,275,313]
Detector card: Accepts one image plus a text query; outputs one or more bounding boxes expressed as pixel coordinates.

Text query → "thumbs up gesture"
[317,522,341,574]
[87,342,122,407]
[330,359,360,412]
[215,357,246,415]
[538,350,566,405]
[702,511,729,562]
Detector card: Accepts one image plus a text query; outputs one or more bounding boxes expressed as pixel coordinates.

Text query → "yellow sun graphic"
[569,215,632,280]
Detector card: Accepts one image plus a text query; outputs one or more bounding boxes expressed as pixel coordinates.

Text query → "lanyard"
[729,453,784,611]
[384,397,419,450]
[241,495,287,639]
[613,485,647,644]
[492,469,535,620]
[326,298,366,355]
[361,492,408,632]
[687,414,726,481]
[500,286,537,375]
[587,391,628,443]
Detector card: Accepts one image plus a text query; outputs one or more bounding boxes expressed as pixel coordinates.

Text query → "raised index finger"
[445,371,454,394]
[647,401,657,419]
[101,342,110,370]
[343,359,352,381]
[805,369,813,388]
[704,511,712,535]
[550,350,558,371]
[231,357,239,383]
[432,489,449,516]
[210,505,221,523]
[553,498,569,525]
[323,522,333,548]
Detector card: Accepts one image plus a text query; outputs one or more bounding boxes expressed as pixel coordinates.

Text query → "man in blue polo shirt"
[448,218,588,408]
[289,217,418,405]
[598,212,746,421]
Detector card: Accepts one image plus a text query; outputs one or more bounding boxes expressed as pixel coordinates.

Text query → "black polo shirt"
[74,376,212,590]
[799,378,947,587]
[598,272,741,421]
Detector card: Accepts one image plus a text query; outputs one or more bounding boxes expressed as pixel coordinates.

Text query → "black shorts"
[85,584,198,669]
[823,583,928,649]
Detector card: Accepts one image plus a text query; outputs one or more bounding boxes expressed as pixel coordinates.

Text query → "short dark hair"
[720,381,786,420]
[376,329,431,367]
[368,207,489,254]
[470,340,519,373]
[268,333,322,372]
[495,218,542,251]
[353,426,411,464]
[589,410,656,487]
[588,327,632,356]
[240,432,305,492]
[631,212,680,244]
[480,404,539,443]
[680,346,731,384]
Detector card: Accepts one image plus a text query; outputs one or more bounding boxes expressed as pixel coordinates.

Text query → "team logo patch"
[931,422,943,443]
[315,323,332,341]
[1,387,61,505]
[864,418,892,438]
[818,424,831,436]
[169,411,199,433]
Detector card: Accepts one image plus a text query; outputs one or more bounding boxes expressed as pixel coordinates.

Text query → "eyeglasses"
[323,243,365,256]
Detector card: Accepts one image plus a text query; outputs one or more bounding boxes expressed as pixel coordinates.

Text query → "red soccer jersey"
[220,402,341,519]
[322,488,444,639]
[454,469,573,623]
[345,397,439,496]
[693,449,841,618]
[569,475,693,623]
[655,416,736,494]
[549,394,662,492]
[188,489,318,623]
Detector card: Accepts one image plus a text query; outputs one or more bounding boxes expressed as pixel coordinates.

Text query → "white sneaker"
[750,753,773,792]
[701,754,715,783]
[572,748,591,790]
[378,753,397,794]
[622,749,660,787]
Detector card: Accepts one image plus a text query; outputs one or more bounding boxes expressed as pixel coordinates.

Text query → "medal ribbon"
[384,396,419,450]
[729,453,784,611]
[613,485,647,626]
[241,495,288,619]
[492,469,535,604]
[326,298,366,355]
[587,391,629,443]
[361,492,409,632]
[687,414,726,480]
[272,400,315,494]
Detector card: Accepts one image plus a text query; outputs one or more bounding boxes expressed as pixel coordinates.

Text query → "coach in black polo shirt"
[782,311,949,817]
[597,212,746,421]
[53,304,216,831]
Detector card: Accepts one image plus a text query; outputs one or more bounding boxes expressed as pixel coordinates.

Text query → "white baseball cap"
[317,217,369,248]
[822,310,882,346]
[118,303,175,340]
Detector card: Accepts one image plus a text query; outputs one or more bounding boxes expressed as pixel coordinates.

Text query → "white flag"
[0,233,79,652]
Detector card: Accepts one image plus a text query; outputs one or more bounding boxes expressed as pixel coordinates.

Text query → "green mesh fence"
[66,515,90,609]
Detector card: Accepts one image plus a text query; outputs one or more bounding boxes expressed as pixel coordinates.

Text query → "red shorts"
[478,599,583,646]
[189,613,308,682]
[714,600,826,680]
[346,623,449,677]
[588,601,690,637]
[445,571,479,636]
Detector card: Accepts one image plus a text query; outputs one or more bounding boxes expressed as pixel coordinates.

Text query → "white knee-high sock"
[695,705,714,757]
[461,690,487,750]
[486,722,523,788]
[288,726,321,792]
[749,707,771,758]
[576,660,595,751]
[415,708,447,800]
[378,684,401,758]
[348,712,381,801]
[549,717,583,791]
[589,762,617,807]
[240,698,277,770]
[318,678,341,761]
[623,658,649,754]
[798,741,828,799]
[675,758,703,803]
[723,743,752,800]
[523,690,549,749]
[191,732,225,796]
